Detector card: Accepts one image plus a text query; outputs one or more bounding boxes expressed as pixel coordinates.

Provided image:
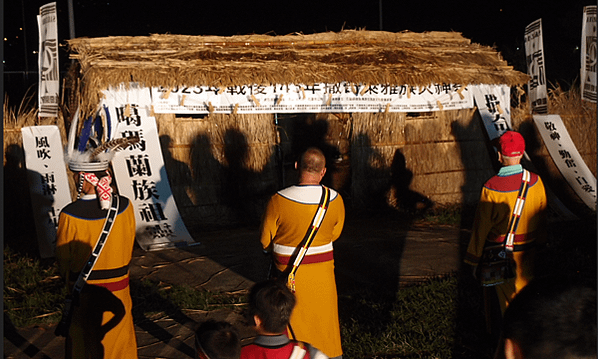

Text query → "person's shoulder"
[115,195,132,213]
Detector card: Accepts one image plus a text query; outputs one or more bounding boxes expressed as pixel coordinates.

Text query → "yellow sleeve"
[259,195,279,252]
[55,213,75,281]
[464,188,494,266]
[331,195,345,242]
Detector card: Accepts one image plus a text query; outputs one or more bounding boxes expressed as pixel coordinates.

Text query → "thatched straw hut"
[65,30,530,225]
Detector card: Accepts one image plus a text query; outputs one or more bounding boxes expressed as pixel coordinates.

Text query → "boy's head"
[195,320,241,359]
[248,280,296,334]
[502,275,596,359]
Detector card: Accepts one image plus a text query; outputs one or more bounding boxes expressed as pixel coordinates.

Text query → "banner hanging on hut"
[581,5,597,103]
[151,82,473,114]
[471,84,512,141]
[533,114,597,211]
[524,19,548,114]
[102,85,196,251]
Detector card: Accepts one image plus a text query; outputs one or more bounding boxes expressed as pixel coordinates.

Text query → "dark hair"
[299,147,326,173]
[248,280,296,333]
[195,320,241,359]
[502,276,597,359]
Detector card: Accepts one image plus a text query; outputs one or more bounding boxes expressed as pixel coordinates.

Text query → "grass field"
[4,209,596,359]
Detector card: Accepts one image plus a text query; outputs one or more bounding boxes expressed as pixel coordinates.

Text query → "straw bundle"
[67,30,529,119]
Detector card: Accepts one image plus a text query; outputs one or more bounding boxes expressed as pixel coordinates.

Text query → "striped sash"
[505,169,530,252]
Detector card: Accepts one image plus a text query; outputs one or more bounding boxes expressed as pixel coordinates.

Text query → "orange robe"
[56,194,138,359]
[465,165,547,313]
[260,185,345,358]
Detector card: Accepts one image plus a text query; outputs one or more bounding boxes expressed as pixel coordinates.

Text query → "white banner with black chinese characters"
[21,126,72,258]
[37,2,60,118]
[524,19,548,114]
[151,82,473,114]
[533,115,597,211]
[471,84,512,141]
[101,85,196,251]
[581,5,597,103]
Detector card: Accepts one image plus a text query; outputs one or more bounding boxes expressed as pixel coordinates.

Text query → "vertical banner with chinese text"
[21,126,72,258]
[581,5,597,103]
[471,84,512,141]
[102,86,196,251]
[37,2,60,118]
[524,19,548,114]
[533,115,596,211]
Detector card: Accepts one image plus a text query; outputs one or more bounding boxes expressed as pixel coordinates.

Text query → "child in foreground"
[195,320,241,359]
[240,280,328,359]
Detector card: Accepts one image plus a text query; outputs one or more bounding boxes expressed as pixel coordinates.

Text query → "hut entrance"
[274,113,352,199]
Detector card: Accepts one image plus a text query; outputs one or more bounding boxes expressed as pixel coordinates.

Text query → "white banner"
[102,86,196,251]
[37,2,60,118]
[471,84,512,140]
[581,5,597,103]
[533,115,596,211]
[21,126,72,258]
[525,19,548,114]
[151,82,473,114]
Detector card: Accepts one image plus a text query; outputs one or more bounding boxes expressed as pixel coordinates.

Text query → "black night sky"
[3,0,595,101]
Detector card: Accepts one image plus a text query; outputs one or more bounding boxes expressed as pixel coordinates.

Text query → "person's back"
[259,148,344,358]
[499,276,596,359]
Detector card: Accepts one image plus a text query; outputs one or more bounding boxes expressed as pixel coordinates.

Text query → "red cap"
[499,131,525,157]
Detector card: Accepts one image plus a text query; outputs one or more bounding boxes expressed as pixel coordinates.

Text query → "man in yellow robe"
[260,147,345,359]
[465,131,547,317]
[56,160,138,359]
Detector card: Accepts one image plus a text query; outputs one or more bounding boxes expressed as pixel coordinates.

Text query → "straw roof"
[67,30,528,113]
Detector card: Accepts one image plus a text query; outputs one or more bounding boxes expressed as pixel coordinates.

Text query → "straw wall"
[154,112,278,226]
[350,108,495,210]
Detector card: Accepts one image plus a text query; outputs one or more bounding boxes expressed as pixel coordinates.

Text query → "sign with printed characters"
[102,85,196,251]
[151,82,474,114]
[524,19,548,114]
[21,125,72,258]
[533,114,597,211]
[471,84,512,140]
[581,5,597,103]
[37,2,60,118]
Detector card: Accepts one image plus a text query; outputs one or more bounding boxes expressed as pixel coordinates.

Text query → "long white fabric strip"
[273,242,333,256]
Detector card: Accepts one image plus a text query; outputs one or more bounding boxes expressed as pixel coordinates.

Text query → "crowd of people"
[56,134,596,359]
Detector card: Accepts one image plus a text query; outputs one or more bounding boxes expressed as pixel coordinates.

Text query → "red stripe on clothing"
[487,231,536,245]
[94,276,129,292]
[275,251,334,265]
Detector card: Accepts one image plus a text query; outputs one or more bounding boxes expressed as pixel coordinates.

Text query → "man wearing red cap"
[465,131,548,320]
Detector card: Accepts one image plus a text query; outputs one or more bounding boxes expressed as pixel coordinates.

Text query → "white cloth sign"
[471,84,512,140]
[581,5,597,103]
[37,2,59,118]
[102,85,196,251]
[21,125,72,258]
[151,82,473,114]
[533,115,597,211]
[524,19,548,114]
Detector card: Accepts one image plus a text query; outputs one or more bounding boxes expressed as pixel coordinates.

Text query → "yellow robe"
[260,185,345,358]
[56,194,138,359]
[465,165,547,313]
